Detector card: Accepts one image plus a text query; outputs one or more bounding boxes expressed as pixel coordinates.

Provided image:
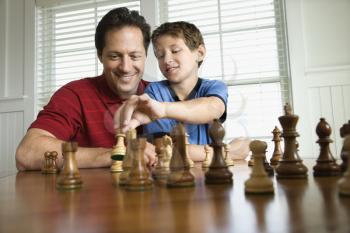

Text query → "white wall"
[286,0,350,158]
[0,0,349,173]
[0,0,35,173]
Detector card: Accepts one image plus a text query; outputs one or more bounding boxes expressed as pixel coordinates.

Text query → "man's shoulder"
[63,76,99,90]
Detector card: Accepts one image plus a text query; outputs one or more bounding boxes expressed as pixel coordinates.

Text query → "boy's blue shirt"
[143,78,228,144]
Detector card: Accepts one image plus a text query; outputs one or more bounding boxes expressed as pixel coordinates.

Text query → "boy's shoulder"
[145,80,169,91]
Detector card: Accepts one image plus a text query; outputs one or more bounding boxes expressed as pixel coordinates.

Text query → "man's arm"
[16,128,112,171]
[16,128,158,171]
[115,93,225,131]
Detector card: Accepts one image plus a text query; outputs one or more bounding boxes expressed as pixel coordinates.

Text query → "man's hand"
[114,94,166,132]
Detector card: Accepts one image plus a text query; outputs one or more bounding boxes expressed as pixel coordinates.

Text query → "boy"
[115,21,230,161]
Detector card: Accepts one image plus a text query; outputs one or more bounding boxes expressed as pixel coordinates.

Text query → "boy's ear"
[197,44,206,62]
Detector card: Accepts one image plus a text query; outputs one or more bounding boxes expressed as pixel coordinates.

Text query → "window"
[36,0,140,109]
[36,0,290,148]
[158,0,291,145]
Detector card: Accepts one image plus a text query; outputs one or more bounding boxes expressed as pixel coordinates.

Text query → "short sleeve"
[29,86,83,141]
[201,80,228,122]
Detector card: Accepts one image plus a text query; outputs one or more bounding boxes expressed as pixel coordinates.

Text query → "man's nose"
[119,56,132,72]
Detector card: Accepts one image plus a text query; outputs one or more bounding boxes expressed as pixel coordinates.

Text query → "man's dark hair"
[95,7,151,56]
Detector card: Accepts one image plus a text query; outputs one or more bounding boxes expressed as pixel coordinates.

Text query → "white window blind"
[36,0,140,110]
[158,0,290,144]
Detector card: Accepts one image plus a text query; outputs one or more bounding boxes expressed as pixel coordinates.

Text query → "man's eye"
[109,55,120,60]
[131,55,142,60]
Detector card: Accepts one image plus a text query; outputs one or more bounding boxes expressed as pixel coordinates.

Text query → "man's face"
[99,26,146,99]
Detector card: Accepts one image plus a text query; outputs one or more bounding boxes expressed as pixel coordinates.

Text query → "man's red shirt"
[30,75,149,147]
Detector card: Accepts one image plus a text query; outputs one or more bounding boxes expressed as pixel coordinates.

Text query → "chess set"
[41,103,350,196]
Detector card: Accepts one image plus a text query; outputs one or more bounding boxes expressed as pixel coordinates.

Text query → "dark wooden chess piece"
[275,103,308,179]
[245,140,274,194]
[205,119,233,184]
[126,138,153,191]
[313,118,341,176]
[340,120,350,173]
[167,123,195,188]
[119,129,137,186]
[338,135,350,196]
[270,126,282,166]
[41,151,59,174]
[56,142,83,190]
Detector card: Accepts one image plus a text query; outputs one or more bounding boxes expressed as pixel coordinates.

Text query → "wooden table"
[0,160,349,233]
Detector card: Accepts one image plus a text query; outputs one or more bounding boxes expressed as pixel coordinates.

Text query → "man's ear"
[197,44,206,62]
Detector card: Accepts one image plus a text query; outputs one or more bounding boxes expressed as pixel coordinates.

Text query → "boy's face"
[98,26,146,99]
[153,35,205,84]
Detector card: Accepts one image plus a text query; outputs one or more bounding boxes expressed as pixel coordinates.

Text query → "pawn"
[264,158,274,176]
[57,142,83,190]
[167,123,195,188]
[245,140,274,194]
[270,126,282,166]
[153,135,172,180]
[338,135,350,196]
[110,129,126,173]
[202,145,212,168]
[205,119,233,184]
[248,152,255,166]
[185,132,195,168]
[42,151,59,174]
[313,118,341,176]
[119,129,137,186]
[340,120,350,173]
[126,138,153,191]
[224,144,234,167]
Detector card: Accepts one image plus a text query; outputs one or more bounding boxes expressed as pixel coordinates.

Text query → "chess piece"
[202,145,212,168]
[275,103,308,179]
[111,129,126,173]
[167,123,195,188]
[338,135,350,196]
[264,157,274,176]
[245,140,274,194]
[119,129,137,186]
[153,135,172,180]
[57,142,83,190]
[185,132,195,168]
[248,152,255,166]
[42,151,59,174]
[270,126,283,166]
[340,120,350,173]
[313,118,341,176]
[224,144,234,167]
[205,119,233,184]
[126,138,153,191]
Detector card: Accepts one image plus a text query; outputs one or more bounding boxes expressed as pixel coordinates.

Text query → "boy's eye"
[172,48,181,53]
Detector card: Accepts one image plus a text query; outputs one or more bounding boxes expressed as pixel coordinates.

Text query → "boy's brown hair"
[152,21,205,67]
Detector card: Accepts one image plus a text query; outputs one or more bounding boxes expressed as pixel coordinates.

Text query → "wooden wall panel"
[0,111,23,173]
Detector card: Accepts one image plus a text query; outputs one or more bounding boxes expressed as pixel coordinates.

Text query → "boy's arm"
[115,93,225,131]
[16,128,158,170]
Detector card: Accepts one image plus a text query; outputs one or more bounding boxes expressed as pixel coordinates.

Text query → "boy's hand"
[114,94,166,132]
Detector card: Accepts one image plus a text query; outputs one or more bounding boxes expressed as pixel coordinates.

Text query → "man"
[15,7,156,170]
